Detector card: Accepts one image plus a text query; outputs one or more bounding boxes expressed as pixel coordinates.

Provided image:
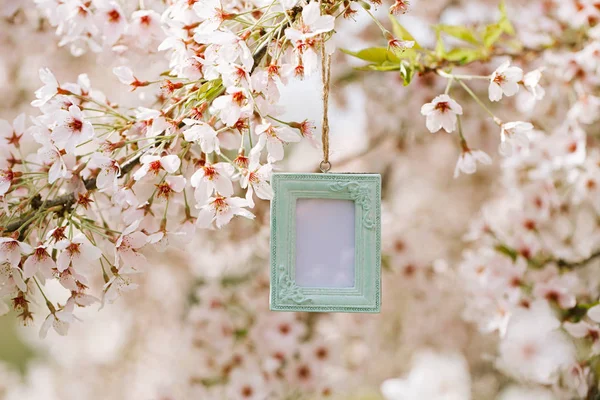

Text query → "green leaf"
[482,1,515,48]
[388,15,421,49]
[483,23,504,48]
[435,24,480,45]
[498,0,515,35]
[495,244,518,263]
[443,47,485,64]
[356,63,401,72]
[341,47,399,64]
[434,30,445,58]
[399,62,415,86]
[389,48,418,61]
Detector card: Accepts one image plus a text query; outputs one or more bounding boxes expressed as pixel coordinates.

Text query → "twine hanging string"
[319,31,332,173]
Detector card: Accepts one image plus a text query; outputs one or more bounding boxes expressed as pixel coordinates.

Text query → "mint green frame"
[270,173,381,313]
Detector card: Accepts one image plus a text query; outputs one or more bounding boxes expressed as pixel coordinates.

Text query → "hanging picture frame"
[269,172,381,313]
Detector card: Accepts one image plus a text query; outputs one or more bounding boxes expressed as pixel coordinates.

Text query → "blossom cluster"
[0,0,343,336]
[460,130,600,397]
[456,8,600,396]
[340,0,600,398]
[421,62,543,178]
[185,277,342,399]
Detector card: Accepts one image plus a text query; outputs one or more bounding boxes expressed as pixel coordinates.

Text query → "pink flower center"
[155,182,173,199]
[140,15,151,26]
[248,172,259,184]
[107,9,121,23]
[66,242,81,256]
[241,386,253,398]
[203,165,217,180]
[212,197,229,213]
[67,118,83,133]
[434,101,451,113]
[521,342,538,360]
[148,160,163,175]
[35,247,48,261]
[0,169,14,183]
[232,91,246,105]
[1,240,18,252]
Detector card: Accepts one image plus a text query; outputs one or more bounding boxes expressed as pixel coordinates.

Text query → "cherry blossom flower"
[102,272,139,305]
[533,273,577,309]
[22,245,55,279]
[135,107,172,137]
[39,300,74,338]
[0,113,26,148]
[523,69,545,100]
[70,289,99,307]
[151,220,195,252]
[31,68,60,107]
[388,37,415,52]
[420,95,463,133]
[454,148,492,178]
[390,0,410,15]
[568,93,600,124]
[251,64,285,103]
[190,162,234,205]
[0,168,14,196]
[563,321,600,354]
[193,0,233,32]
[51,105,95,152]
[499,122,533,156]
[0,261,27,293]
[112,66,149,90]
[0,237,32,268]
[57,266,87,291]
[115,222,149,271]
[240,151,273,207]
[218,62,252,89]
[180,57,205,81]
[196,29,254,71]
[133,154,181,181]
[128,10,163,49]
[285,3,335,43]
[497,301,575,384]
[94,0,127,45]
[37,145,73,184]
[156,175,186,200]
[255,122,301,162]
[226,369,268,400]
[196,196,254,229]
[55,235,102,272]
[211,86,253,126]
[489,61,523,102]
[89,153,120,191]
[182,119,219,153]
[381,350,471,400]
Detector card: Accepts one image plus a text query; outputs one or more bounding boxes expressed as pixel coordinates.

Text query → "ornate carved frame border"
[269,173,381,313]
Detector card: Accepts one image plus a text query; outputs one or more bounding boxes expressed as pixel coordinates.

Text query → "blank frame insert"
[294,199,356,288]
[270,172,381,313]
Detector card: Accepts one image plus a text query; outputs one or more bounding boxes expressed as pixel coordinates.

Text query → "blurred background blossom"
[1,0,600,399]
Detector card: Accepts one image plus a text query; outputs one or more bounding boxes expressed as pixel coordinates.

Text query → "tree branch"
[557,251,600,270]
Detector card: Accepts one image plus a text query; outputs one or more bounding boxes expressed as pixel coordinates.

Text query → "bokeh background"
[0,0,585,399]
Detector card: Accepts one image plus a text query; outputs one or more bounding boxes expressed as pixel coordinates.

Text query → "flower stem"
[457,79,502,125]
